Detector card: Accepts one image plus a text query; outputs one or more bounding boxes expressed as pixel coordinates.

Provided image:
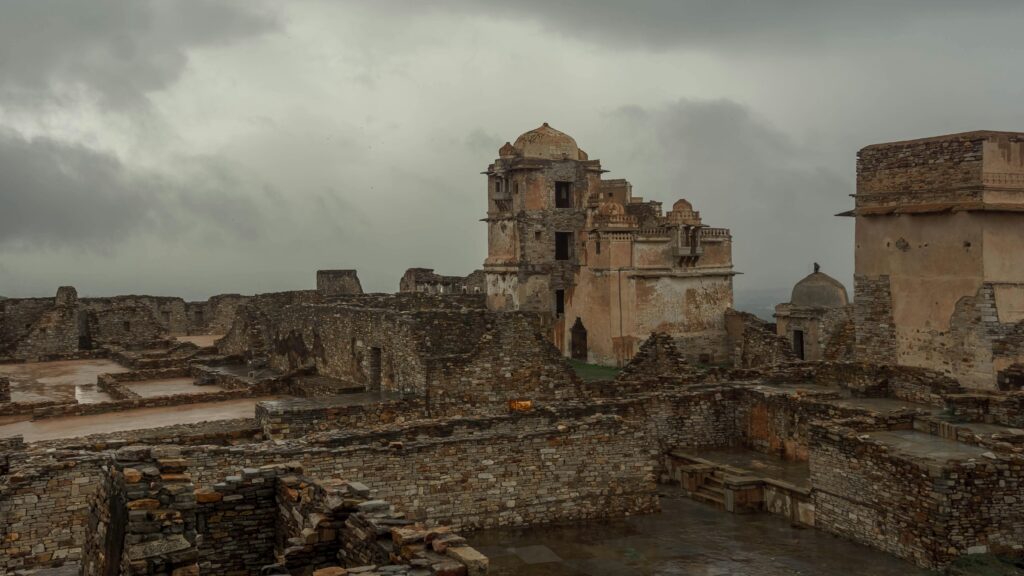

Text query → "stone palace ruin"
[1,127,1023,575]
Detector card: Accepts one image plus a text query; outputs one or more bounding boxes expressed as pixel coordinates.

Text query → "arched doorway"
[570,317,588,361]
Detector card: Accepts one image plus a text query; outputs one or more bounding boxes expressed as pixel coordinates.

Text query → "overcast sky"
[1,1,1023,313]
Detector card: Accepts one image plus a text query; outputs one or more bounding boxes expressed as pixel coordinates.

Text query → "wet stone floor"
[470,493,930,576]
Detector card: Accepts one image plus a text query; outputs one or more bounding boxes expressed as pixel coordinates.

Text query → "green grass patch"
[568,359,621,382]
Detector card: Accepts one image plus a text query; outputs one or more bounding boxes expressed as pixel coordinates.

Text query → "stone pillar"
[316,270,364,296]
[0,377,9,403]
[55,285,78,307]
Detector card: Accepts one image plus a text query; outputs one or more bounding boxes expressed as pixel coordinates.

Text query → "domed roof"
[512,123,580,160]
[672,199,693,212]
[791,265,849,308]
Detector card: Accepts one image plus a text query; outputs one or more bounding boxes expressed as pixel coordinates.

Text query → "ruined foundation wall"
[185,412,659,531]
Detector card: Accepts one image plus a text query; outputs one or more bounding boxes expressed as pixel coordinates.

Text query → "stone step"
[691,487,725,507]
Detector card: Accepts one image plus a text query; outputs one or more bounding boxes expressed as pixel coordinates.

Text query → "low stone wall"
[810,424,1024,568]
[945,392,1024,427]
[255,396,428,440]
[34,418,262,452]
[186,411,660,532]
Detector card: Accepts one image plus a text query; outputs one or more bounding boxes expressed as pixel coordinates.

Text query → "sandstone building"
[483,123,735,366]
[850,131,1024,389]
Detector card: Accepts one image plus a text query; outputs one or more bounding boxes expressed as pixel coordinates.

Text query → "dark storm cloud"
[604,99,852,312]
[355,0,1024,51]
[0,0,276,108]
[0,128,266,250]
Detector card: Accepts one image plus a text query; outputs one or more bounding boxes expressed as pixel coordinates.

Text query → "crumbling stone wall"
[423,312,582,416]
[399,268,485,294]
[615,332,690,382]
[725,309,796,368]
[185,411,659,531]
[185,293,250,335]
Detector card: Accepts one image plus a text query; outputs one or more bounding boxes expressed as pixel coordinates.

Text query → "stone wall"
[1,451,107,571]
[194,464,286,573]
[85,445,199,575]
[0,376,9,403]
[399,268,486,294]
[854,274,897,364]
[184,411,660,531]
[725,309,796,368]
[811,424,1024,568]
[822,306,855,361]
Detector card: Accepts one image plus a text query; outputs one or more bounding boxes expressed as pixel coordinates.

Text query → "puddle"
[471,494,928,575]
[0,359,129,403]
[175,335,223,348]
[0,396,278,442]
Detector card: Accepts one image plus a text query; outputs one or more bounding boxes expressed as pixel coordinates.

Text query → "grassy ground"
[567,359,621,382]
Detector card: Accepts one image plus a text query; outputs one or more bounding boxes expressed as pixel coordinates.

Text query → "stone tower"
[851,131,1024,389]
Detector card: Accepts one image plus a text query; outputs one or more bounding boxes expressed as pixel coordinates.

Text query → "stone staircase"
[690,468,727,508]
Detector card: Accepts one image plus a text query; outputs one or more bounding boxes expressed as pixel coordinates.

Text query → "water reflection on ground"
[470,493,930,576]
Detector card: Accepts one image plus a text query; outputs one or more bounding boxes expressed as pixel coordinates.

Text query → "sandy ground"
[0,359,129,403]
[175,335,223,348]
[0,396,274,442]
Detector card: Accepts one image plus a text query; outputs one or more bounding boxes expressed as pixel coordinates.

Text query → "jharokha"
[1,126,1023,575]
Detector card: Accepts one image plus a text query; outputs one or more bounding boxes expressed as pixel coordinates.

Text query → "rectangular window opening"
[555,182,572,208]
[555,232,572,261]
[555,289,565,315]
[123,321,131,332]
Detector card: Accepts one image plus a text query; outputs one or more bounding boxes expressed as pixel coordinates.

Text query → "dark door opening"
[792,330,805,360]
[555,290,565,316]
[555,232,572,261]
[555,182,572,208]
[571,317,588,361]
[368,347,382,392]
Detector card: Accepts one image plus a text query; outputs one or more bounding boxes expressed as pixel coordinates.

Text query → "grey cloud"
[346,0,1024,52]
[0,128,266,251]
[603,99,853,315]
[0,0,276,109]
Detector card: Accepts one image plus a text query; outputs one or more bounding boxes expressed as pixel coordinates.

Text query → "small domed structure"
[513,123,580,160]
[791,265,848,308]
[672,199,693,213]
